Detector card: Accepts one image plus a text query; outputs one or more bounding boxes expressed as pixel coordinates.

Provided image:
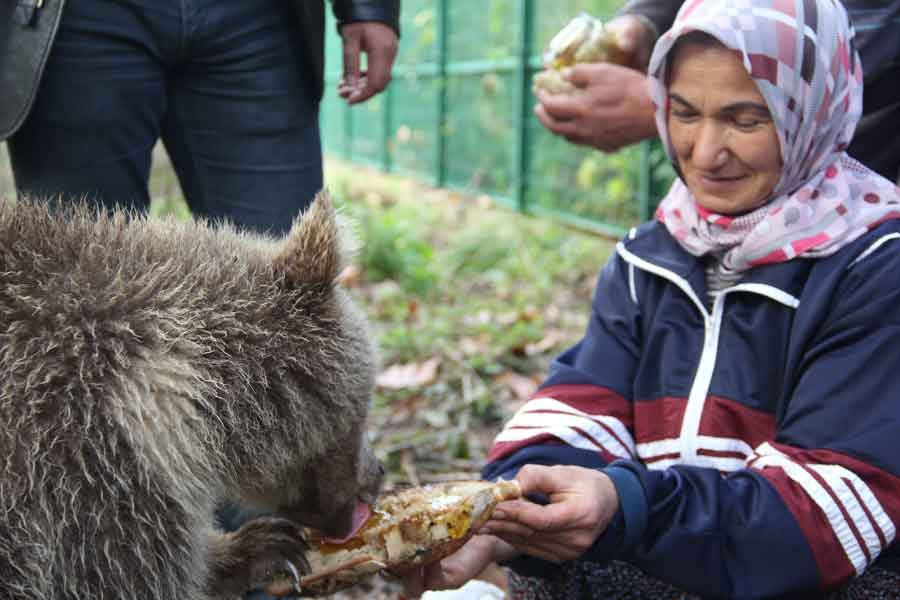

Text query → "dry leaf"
[525,329,570,355]
[459,335,489,357]
[376,357,442,389]
[494,372,539,401]
[336,264,361,288]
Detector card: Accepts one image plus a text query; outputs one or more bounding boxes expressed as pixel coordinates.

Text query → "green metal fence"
[321,0,675,238]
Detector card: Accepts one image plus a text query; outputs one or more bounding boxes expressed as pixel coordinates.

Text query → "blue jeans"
[8,0,322,236]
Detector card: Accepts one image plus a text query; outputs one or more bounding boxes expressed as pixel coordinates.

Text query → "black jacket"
[0,0,401,140]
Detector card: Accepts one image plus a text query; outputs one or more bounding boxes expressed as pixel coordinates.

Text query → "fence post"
[638,140,651,221]
[383,85,393,172]
[435,0,449,187]
[343,96,354,161]
[512,0,535,213]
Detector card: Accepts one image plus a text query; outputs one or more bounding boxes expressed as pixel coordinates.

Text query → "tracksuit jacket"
[484,218,900,598]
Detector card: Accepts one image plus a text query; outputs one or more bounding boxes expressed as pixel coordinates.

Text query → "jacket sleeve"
[616,0,682,40]
[587,243,900,597]
[482,250,645,577]
[330,0,401,36]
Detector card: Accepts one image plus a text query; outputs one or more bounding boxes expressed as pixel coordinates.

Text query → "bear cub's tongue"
[325,499,371,544]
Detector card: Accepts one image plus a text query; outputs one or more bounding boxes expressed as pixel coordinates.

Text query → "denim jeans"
[8,0,323,236]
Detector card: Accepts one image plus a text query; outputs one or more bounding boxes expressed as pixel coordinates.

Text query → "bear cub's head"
[230,193,385,538]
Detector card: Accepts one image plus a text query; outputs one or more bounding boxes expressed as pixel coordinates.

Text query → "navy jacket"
[485,218,900,598]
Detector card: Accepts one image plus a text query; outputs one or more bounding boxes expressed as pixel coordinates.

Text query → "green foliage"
[351,203,440,297]
[327,159,616,470]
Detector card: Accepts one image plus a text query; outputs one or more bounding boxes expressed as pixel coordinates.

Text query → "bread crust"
[283,480,521,597]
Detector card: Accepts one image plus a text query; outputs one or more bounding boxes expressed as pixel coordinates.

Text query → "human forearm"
[616,0,682,43]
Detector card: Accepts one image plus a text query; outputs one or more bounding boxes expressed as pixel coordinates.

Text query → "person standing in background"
[0,0,400,236]
[536,1,900,183]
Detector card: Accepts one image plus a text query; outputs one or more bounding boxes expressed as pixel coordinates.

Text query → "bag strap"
[14,0,44,27]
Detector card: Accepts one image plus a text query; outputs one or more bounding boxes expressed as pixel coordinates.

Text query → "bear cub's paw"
[208,516,310,597]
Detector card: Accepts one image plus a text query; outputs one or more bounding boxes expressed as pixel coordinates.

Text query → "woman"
[404,1,900,598]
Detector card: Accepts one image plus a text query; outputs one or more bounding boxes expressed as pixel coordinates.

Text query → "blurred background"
[320,0,674,238]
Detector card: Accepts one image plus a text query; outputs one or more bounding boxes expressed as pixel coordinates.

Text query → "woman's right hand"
[399,534,518,598]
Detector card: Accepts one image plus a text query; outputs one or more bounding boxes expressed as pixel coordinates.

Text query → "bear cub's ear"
[275,191,355,286]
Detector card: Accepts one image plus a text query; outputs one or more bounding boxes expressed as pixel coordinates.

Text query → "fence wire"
[321,0,675,237]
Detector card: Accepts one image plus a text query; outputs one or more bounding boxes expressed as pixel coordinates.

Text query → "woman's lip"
[695,173,746,191]
[700,173,744,182]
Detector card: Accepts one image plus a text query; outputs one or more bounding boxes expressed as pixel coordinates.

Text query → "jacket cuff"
[602,462,648,552]
[333,0,401,37]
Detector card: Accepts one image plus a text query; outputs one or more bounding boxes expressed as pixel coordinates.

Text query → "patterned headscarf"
[649,0,900,271]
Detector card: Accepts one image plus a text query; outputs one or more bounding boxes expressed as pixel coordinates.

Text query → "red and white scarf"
[648,0,900,271]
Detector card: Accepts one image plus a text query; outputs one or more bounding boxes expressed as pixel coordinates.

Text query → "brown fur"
[0,193,384,599]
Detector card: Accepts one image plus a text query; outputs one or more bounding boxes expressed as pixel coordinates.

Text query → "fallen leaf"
[376,357,442,389]
[525,329,570,355]
[336,264,362,288]
[406,298,419,323]
[494,372,539,402]
[459,335,490,356]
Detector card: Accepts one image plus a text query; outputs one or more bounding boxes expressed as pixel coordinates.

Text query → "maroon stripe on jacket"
[750,443,900,590]
[633,396,686,443]
[697,395,776,449]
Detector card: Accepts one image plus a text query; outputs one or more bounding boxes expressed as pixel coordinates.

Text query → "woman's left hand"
[480,465,620,563]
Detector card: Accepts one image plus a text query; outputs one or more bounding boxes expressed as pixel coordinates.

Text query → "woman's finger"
[399,566,426,598]
[479,518,535,540]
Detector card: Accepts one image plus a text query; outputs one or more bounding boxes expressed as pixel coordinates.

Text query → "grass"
[323,159,611,479]
[0,142,614,482]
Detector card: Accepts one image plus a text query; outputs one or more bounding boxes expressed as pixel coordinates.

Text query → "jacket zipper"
[616,243,799,468]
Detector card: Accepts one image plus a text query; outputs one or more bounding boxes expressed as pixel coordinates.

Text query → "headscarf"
[649,0,900,271]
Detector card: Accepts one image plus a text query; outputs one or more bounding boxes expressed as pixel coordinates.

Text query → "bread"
[533,13,628,95]
[280,479,521,597]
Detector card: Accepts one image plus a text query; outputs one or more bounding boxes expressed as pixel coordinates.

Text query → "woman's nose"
[689,120,729,170]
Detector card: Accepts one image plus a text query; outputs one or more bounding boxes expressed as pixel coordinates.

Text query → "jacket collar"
[619,221,812,305]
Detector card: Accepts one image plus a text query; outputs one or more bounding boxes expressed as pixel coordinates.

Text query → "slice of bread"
[289,479,521,597]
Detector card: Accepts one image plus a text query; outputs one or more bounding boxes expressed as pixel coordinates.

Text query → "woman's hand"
[399,534,518,598]
[480,465,620,563]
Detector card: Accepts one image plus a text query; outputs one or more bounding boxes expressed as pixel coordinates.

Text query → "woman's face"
[667,42,782,215]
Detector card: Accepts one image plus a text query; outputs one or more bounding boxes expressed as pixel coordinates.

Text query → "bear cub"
[0,193,383,599]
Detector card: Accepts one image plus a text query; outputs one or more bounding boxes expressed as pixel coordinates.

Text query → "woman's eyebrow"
[719,101,771,117]
[669,93,694,108]
[669,93,770,117]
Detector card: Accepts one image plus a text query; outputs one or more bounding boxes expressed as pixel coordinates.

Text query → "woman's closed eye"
[670,108,699,122]
[724,104,772,131]
[732,116,767,131]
